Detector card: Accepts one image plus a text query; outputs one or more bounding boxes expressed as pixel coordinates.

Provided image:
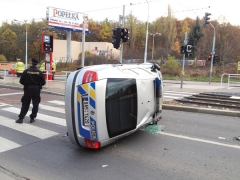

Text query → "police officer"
[16,58,46,124]
[40,59,56,80]
[14,58,25,77]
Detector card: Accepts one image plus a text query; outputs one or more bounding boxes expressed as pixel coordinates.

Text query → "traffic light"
[121,28,129,42]
[112,28,121,49]
[186,45,192,53]
[213,55,218,64]
[180,46,185,54]
[203,12,211,25]
[207,54,212,61]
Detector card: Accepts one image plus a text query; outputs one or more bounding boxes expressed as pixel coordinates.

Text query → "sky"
[0,0,239,26]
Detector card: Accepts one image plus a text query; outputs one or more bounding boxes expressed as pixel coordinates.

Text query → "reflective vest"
[14,62,25,73]
[40,62,56,71]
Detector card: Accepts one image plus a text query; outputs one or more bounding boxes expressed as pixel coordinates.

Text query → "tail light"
[84,138,100,149]
[82,70,98,84]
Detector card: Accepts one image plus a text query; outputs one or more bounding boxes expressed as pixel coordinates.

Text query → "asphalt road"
[0,88,240,180]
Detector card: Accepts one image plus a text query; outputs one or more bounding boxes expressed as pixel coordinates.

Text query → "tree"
[217,21,240,66]
[86,20,102,42]
[124,13,139,59]
[0,28,19,60]
[98,19,112,42]
[188,16,204,58]
[162,5,177,53]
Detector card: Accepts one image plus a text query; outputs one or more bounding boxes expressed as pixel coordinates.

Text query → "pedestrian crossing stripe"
[0,136,21,153]
[47,100,65,105]
[0,102,11,107]
[0,92,23,97]
[163,90,197,100]
[32,104,65,113]
[0,115,59,139]
[2,107,66,126]
[164,91,197,95]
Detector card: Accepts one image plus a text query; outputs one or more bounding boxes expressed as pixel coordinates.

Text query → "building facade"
[53,39,120,62]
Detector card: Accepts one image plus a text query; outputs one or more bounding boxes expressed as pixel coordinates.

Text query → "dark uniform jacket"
[20,66,46,89]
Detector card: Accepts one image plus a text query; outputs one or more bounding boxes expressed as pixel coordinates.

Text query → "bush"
[0,54,7,61]
[161,54,181,76]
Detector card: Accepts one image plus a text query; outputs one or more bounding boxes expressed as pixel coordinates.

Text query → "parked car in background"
[8,64,16,75]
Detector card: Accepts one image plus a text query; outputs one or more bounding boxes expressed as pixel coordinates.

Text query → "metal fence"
[0,69,70,82]
[221,73,240,88]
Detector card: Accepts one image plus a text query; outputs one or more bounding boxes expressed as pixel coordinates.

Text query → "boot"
[16,119,23,124]
[30,118,35,123]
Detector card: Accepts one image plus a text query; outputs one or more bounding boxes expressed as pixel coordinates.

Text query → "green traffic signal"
[180,46,185,54]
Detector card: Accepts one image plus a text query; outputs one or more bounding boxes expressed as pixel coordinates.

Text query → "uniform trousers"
[18,85,41,119]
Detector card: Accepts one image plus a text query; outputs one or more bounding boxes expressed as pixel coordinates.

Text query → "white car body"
[65,63,163,149]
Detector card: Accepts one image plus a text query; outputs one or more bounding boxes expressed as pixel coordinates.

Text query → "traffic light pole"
[209,23,216,84]
[181,32,187,89]
[119,5,125,64]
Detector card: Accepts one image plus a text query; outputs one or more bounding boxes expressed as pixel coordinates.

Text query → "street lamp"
[149,32,161,60]
[14,19,28,69]
[143,0,149,63]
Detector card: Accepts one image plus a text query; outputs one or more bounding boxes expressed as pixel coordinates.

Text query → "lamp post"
[149,32,161,60]
[143,0,149,63]
[14,19,28,69]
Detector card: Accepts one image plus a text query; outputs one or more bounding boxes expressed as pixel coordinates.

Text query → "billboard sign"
[197,60,206,66]
[46,7,90,33]
[42,34,53,52]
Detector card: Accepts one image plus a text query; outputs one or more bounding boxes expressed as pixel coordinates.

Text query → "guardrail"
[1,69,70,81]
[0,69,12,77]
[41,71,70,81]
[221,73,240,88]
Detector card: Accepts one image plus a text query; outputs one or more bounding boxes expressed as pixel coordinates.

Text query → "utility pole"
[81,20,85,67]
[149,32,161,60]
[209,23,216,84]
[203,12,215,84]
[119,5,125,64]
[143,0,149,63]
[181,32,188,89]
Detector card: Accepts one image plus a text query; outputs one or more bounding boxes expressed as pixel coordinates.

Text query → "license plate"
[83,97,89,126]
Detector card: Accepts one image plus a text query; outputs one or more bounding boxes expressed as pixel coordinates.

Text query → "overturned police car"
[65,63,163,149]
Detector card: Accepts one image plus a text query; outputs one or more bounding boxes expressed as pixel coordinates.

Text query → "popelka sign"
[46,7,89,33]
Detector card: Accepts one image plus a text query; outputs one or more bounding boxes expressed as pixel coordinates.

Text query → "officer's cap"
[31,58,39,64]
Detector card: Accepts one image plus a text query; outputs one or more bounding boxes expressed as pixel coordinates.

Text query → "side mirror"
[151,64,160,72]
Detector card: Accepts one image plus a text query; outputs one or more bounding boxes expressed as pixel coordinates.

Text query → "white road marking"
[163,96,183,99]
[230,96,240,99]
[48,100,65,105]
[164,91,197,95]
[0,136,21,153]
[0,116,58,139]
[33,104,65,113]
[163,91,197,100]
[2,107,66,126]
[0,92,23,96]
[161,132,240,150]
[0,102,11,107]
